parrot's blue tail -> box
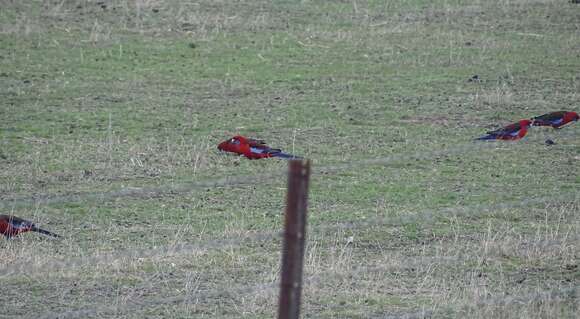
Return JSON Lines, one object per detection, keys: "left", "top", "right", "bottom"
{"left": 475, "top": 135, "right": 495, "bottom": 141}
{"left": 272, "top": 152, "right": 303, "bottom": 159}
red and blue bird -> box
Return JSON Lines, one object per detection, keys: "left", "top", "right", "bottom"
{"left": 531, "top": 111, "right": 579, "bottom": 129}
{"left": 475, "top": 119, "right": 532, "bottom": 141}
{"left": 0, "top": 215, "right": 60, "bottom": 239}
{"left": 218, "top": 135, "right": 301, "bottom": 159}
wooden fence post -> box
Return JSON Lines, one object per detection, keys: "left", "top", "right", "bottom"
{"left": 278, "top": 159, "right": 311, "bottom": 319}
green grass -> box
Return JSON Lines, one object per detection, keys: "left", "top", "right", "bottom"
{"left": 1, "top": 0, "right": 579, "bottom": 318}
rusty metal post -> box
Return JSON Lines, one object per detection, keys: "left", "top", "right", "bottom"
{"left": 278, "top": 159, "right": 311, "bottom": 319}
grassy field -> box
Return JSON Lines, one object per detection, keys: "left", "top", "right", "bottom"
{"left": 1, "top": 0, "right": 579, "bottom": 318}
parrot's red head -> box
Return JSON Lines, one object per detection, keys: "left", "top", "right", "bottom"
{"left": 565, "top": 111, "right": 579, "bottom": 122}
{"left": 232, "top": 135, "right": 249, "bottom": 144}
{"left": 519, "top": 119, "right": 532, "bottom": 128}
{"left": 217, "top": 136, "right": 249, "bottom": 154}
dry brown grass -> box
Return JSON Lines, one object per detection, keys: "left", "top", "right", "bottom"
{"left": 1, "top": 0, "right": 579, "bottom": 317}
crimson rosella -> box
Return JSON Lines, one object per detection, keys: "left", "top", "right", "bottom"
{"left": 217, "top": 135, "right": 301, "bottom": 159}
{"left": 531, "top": 111, "right": 579, "bottom": 129}
{"left": 0, "top": 215, "right": 60, "bottom": 239}
{"left": 475, "top": 119, "right": 532, "bottom": 141}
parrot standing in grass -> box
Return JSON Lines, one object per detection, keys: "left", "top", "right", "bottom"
{"left": 217, "top": 135, "right": 301, "bottom": 159}
{"left": 475, "top": 119, "right": 533, "bottom": 141}
{"left": 0, "top": 215, "right": 60, "bottom": 239}
{"left": 531, "top": 111, "right": 579, "bottom": 129}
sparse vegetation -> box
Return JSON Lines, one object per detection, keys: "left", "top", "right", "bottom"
{"left": 1, "top": 0, "right": 579, "bottom": 318}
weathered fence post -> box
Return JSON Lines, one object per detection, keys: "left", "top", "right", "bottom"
{"left": 278, "top": 159, "right": 311, "bottom": 319}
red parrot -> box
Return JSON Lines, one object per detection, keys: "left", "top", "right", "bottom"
{"left": 217, "top": 135, "right": 301, "bottom": 159}
{"left": 531, "top": 111, "right": 579, "bottom": 129}
{"left": 475, "top": 119, "right": 532, "bottom": 141}
{"left": 0, "top": 215, "right": 60, "bottom": 239}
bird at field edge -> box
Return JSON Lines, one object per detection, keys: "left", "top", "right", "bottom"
{"left": 217, "top": 135, "right": 301, "bottom": 159}
{"left": 0, "top": 215, "right": 60, "bottom": 239}
{"left": 475, "top": 119, "right": 533, "bottom": 141}
{"left": 531, "top": 111, "right": 579, "bottom": 129}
